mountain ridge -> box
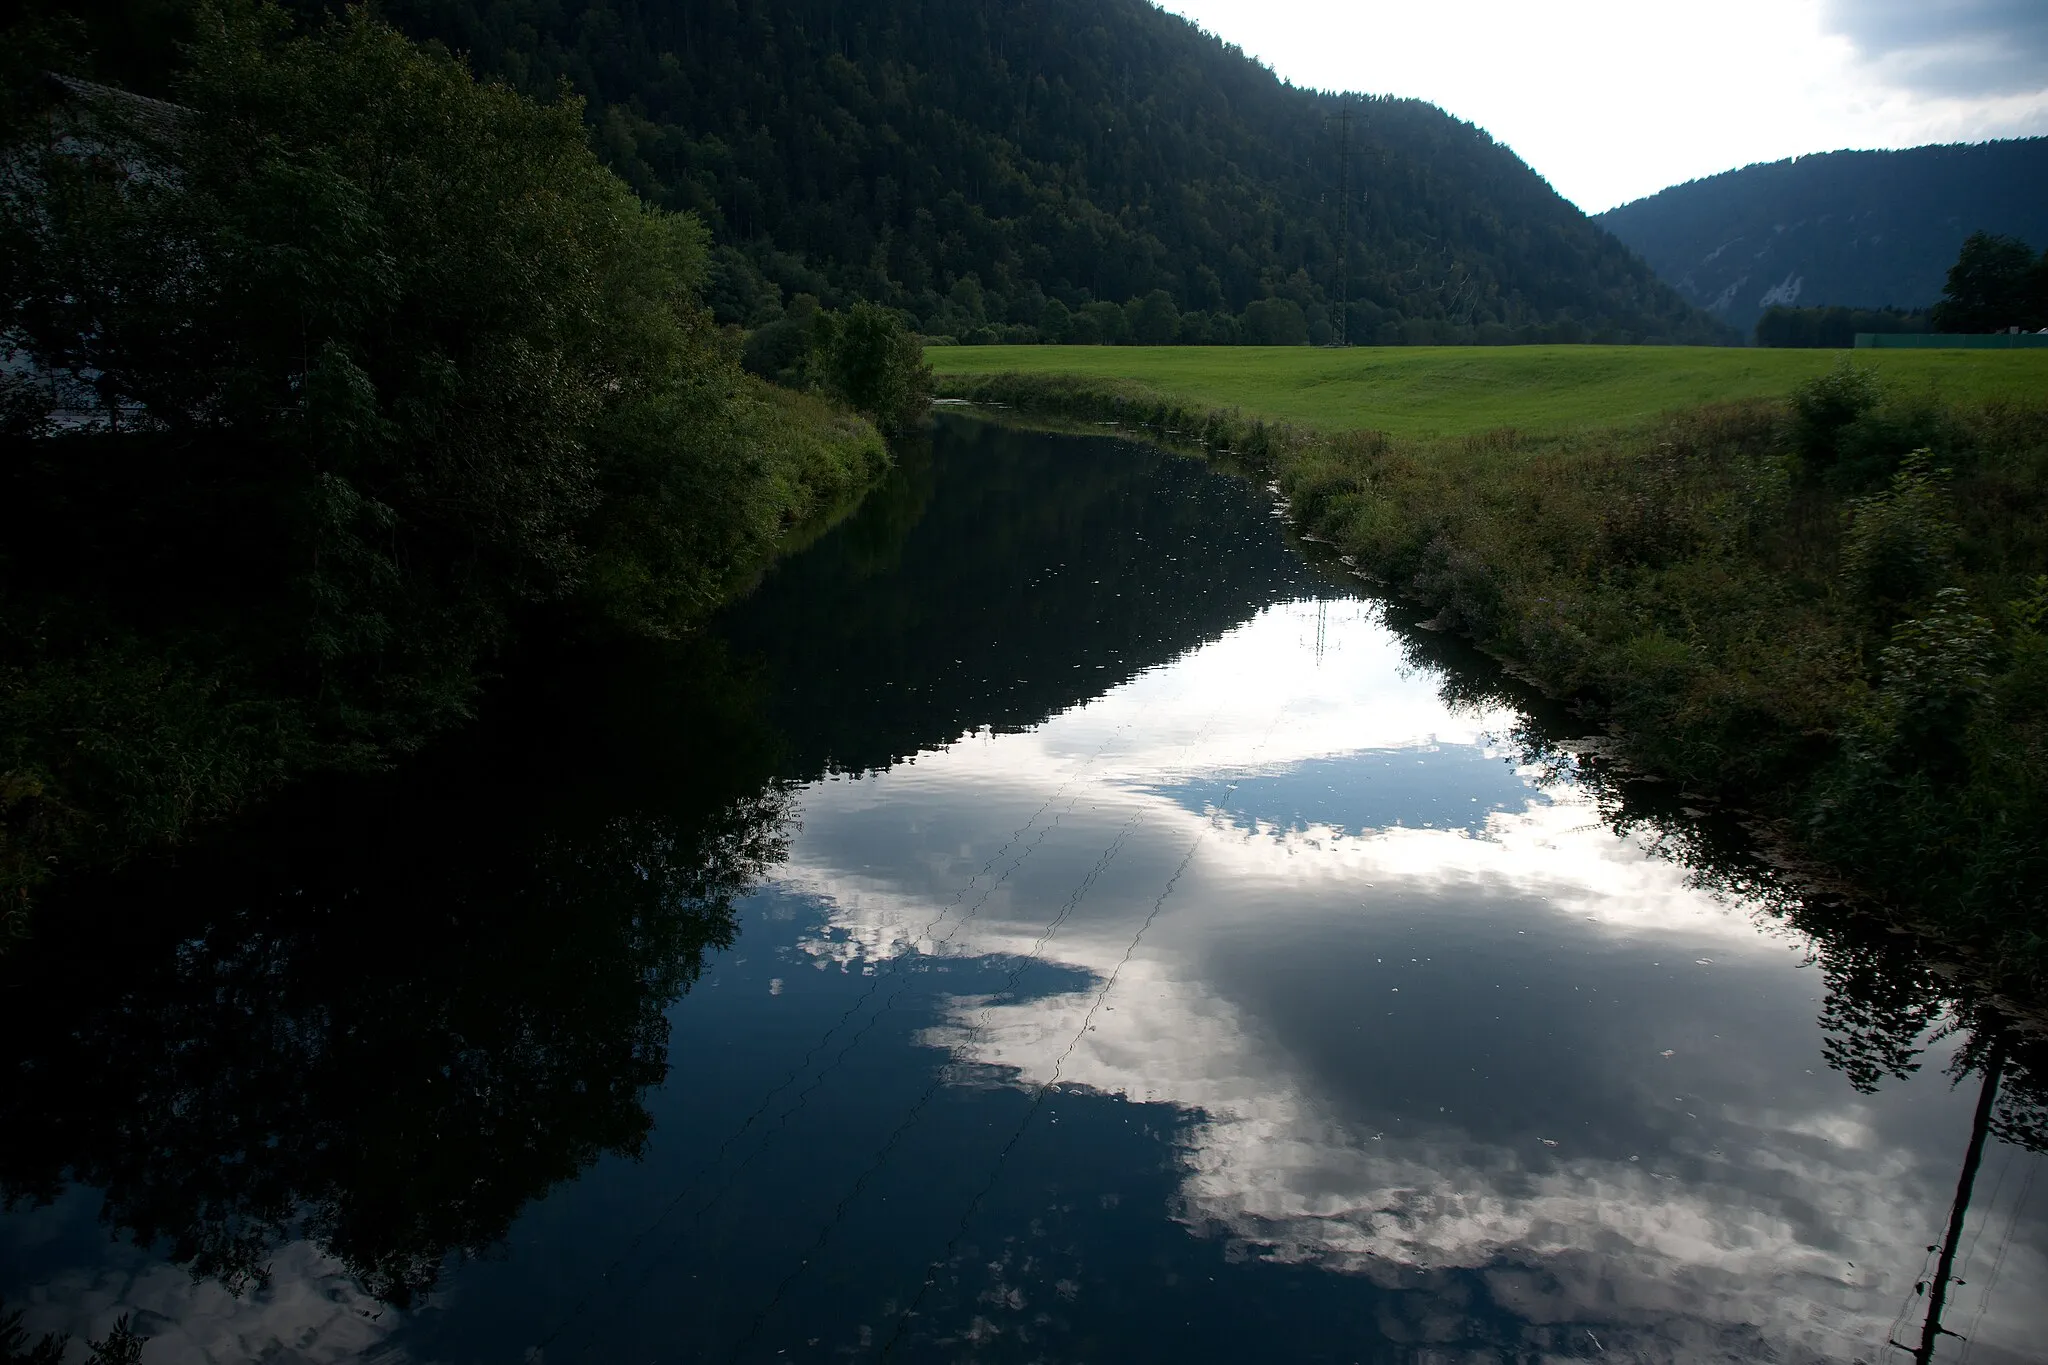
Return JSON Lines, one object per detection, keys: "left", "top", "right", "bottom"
{"left": 1595, "top": 138, "right": 2048, "bottom": 338}
{"left": 370, "top": 0, "right": 1729, "bottom": 343}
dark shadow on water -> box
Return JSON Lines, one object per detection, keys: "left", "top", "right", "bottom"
{"left": 0, "top": 631, "right": 793, "bottom": 1305}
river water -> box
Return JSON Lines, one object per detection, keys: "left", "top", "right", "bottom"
{"left": 3, "top": 415, "right": 2045, "bottom": 1364}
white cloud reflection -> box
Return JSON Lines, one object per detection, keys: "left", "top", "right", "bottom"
{"left": 0, "top": 1223, "right": 405, "bottom": 1365}
{"left": 771, "top": 601, "right": 2048, "bottom": 1363}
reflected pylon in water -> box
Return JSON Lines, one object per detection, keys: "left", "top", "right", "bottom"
{"left": 1898, "top": 1032, "right": 2007, "bottom": 1365}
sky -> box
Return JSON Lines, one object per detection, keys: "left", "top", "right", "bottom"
{"left": 1157, "top": 0, "right": 2048, "bottom": 213}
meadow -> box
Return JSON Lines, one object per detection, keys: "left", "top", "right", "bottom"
{"left": 927, "top": 344, "right": 2048, "bottom": 439}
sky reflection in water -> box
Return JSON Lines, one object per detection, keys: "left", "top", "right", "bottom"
{"left": 3, "top": 422, "right": 2044, "bottom": 1365}
{"left": 760, "top": 598, "right": 2047, "bottom": 1364}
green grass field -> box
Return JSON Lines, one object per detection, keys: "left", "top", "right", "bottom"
{"left": 928, "top": 345, "right": 2048, "bottom": 438}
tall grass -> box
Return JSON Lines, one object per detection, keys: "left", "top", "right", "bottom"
{"left": 941, "top": 367, "right": 2048, "bottom": 995}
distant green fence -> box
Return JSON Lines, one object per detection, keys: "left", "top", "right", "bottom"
{"left": 1856, "top": 332, "right": 2048, "bottom": 349}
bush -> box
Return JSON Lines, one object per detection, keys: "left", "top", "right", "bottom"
{"left": 818, "top": 301, "right": 932, "bottom": 434}
{"left": 741, "top": 315, "right": 816, "bottom": 385}
{"left": 1790, "top": 358, "right": 1883, "bottom": 469}
{"left": 1839, "top": 451, "right": 1959, "bottom": 624}
{"left": 1873, "top": 587, "right": 1996, "bottom": 759}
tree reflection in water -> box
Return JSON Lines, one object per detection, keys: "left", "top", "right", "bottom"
{"left": 0, "top": 635, "right": 793, "bottom": 1305}
{"left": 1, "top": 413, "right": 1353, "bottom": 1319}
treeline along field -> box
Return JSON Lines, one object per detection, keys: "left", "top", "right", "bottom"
{"left": 939, "top": 354, "right": 2048, "bottom": 996}
{"left": 0, "top": 1, "right": 925, "bottom": 928}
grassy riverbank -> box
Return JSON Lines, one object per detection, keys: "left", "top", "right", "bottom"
{"left": 929, "top": 345, "right": 2048, "bottom": 438}
{"left": 939, "top": 364, "right": 2048, "bottom": 995}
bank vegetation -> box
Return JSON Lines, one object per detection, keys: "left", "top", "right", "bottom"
{"left": 940, "top": 366, "right": 2048, "bottom": 995}
{"left": 0, "top": 2, "right": 922, "bottom": 928}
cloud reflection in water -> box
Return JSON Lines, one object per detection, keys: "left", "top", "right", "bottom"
{"left": 775, "top": 600, "right": 2048, "bottom": 1363}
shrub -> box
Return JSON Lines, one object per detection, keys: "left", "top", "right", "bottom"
{"left": 741, "top": 315, "right": 816, "bottom": 386}
{"left": 1790, "top": 358, "right": 1883, "bottom": 469}
{"left": 1839, "top": 451, "right": 1958, "bottom": 624}
{"left": 818, "top": 301, "right": 932, "bottom": 434}
{"left": 1874, "top": 587, "right": 1996, "bottom": 758}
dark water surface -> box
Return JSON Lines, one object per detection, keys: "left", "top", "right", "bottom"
{"left": 5, "top": 416, "right": 2047, "bottom": 1364}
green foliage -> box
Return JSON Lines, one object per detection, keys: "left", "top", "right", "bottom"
{"left": 1777, "top": 359, "right": 1962, "bottom": 493}
{"left": 741, "top": 298, "right": 822, "bottom": 387}
{"left": 742, "top": 300, "right": 933, "bottom": 435}
{"left": 1934, "top": 231, "right": 2046, "bottom": 333}
{"left": 819, "top": 302, "right": 934, "bottom": 434}
{"left": 1871, "top": 587, "right": 1995, "bottom": 752}
{"left": 1755, "top": 305, "right": 1930, "bottom": 348}
{"left": 1127, "top": 290, "right": 1181, "bottom": 346}
{"left": 1241, "top": 298, "right": 1311, "bottom": 346}
{"left": 1838, "top": 451, "right": 1958, "bottom": 619}
{"left": 0, "top": 2, "right": 887, "bottom": 909}
{"left": 956, "top": 366, "right": 2048, "bottom": 993}
{"left": 1789, "top": 358, "right": 1883, "bottom": 467}
{"left": 585, "top": 375, "right": 886, "bottom": 638}
{"left": 366, "top": 0, "right": 1724, "bottom": 346}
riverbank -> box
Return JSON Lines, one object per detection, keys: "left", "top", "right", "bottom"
{"left": 0, "top": 378, "right": 888, "bottom": 933}
{"left": 928, "top": 345, "right": 2048, "bottom": 438}
{"left": 1, "top": 7, "right": 914, "bottom": 935}
{"left": 936, "top": 366, "right": 2048, "bottom": 997}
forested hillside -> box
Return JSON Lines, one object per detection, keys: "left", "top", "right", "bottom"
{"left": 1598, "top": 139, "right": 2048, "bottom": 339}
{"left": 332, "top": 0, "right": 1723, "bottom": 344}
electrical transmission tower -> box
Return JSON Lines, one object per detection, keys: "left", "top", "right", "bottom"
{"left": 1334, "top": 104, "right": 1354, "bottom": 346}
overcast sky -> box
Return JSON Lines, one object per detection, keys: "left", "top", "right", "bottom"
{"left": 1157, "top": 0, "right": 2048, "bottom": 213}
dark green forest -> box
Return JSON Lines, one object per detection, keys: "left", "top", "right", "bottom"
{"left": 57, "top": 0, "right": 1727, "bottom": 346}
{"left": 1755, "top": 231, "right": 2048, "bottom": 345}
{"left": 1753, "top": 306, "right": 1930, "bottom": 349}
{"left": 1599, "top": 138, "right": 2048, "bottom": 339}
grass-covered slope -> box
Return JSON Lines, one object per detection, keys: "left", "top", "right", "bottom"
{"left": 930, "top": 344, "right": 2048, "bottom": 438}
{"left": 938, "top": 357, "right": 2048, "bottom": 994}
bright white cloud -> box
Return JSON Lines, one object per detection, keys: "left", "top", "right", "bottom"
{"left": 1154, "top": 0, "right": 2048, "bottom": 212}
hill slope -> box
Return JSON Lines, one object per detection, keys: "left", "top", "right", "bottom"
{"left": 1596, "top": 139, "right": 2048, "bottom": 338}
{"left": 365, "top": 0, "right": 1724, "bottom": 344}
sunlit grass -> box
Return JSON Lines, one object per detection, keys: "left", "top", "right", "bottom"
{"left": 928, "top": 345, "right": 2048, "bottom": 439}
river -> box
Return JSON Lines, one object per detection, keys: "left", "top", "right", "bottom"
{"left": 2, "top": 414, "right": 2044, "bottom": 1364}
